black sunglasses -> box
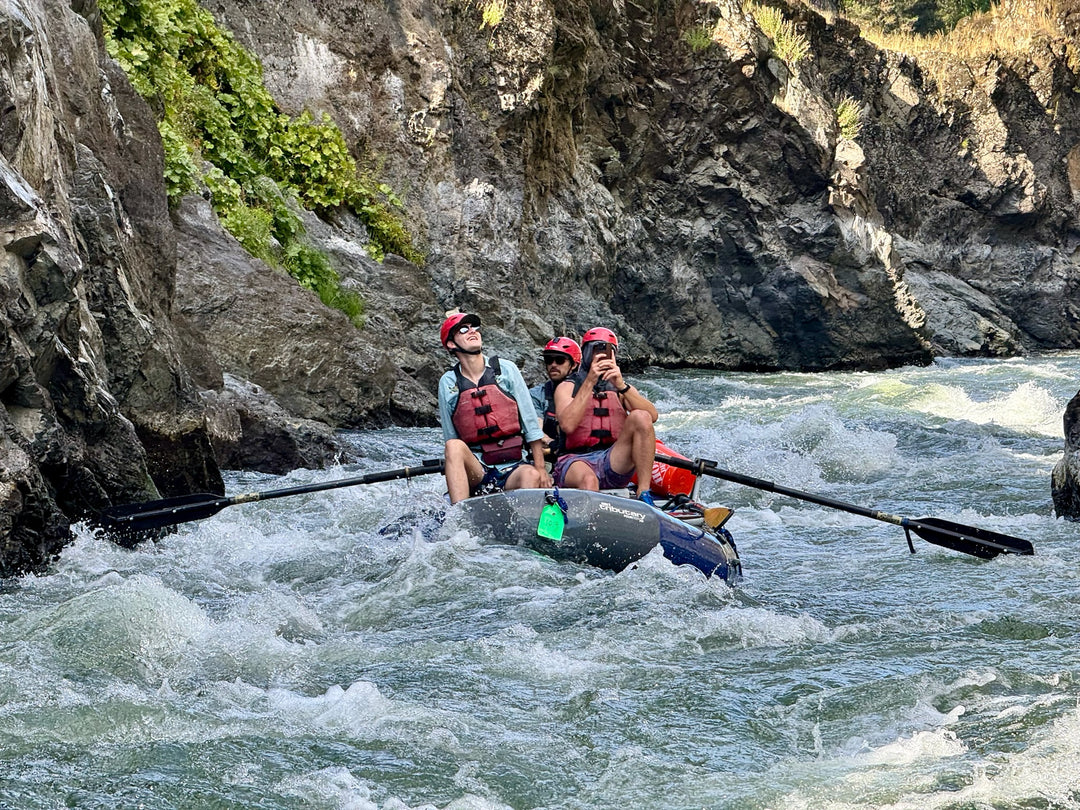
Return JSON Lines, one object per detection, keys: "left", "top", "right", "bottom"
{"left": 543, "top": 355, "right": 570, "bottom": 365}
{"left": 456, "top": 324, "right": 480, "bottom": 334}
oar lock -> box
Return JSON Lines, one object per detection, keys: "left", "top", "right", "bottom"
{"left": 901, "top": 522, "right": 916, "bottom": 554}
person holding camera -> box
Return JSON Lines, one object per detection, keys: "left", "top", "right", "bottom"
{"left": 552, "top": 327, "right": 659, "bottom": 504}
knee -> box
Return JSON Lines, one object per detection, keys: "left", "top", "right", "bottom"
{"left": 519, "top": 466, "right": 543, "bottom": 487}
{"left": 626, "top": 409, "right": 655, "bottom": 434}
{"left": 445, "top": 439, "right": 471, "bottom": 462}
{"left": 567, "top": 465, "right": 599, "bottom": 490}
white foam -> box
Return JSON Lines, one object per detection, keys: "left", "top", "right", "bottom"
{"left": 276, "top": 766, "right": 508, "bottom": 810}
{"left": 941, "top": 705, "right": 1080, "bottom": 808}
{"left": 18, "top": 574, "right": 209, "bottom": 685}
{"left": 772, "top": 405, "right": 899, "bottom": 481}
{"left": 260, "top": 680, "right": 471, "bottom": 752}
{"left": 858, "top": 726, "right": 967, "bottom": 767}
{"left": 476, "top": 623, "right": 596, "bottom": 680}
{"left": 277, "top": 767, "right": 379, "bottom": 808}
{"left": 908, "top": 380, "right": 1065, "bottom": 437}
{"left": 692, "top": 606, "right": 835, "bottom": 647}
{"left": 772, "top": 689, "right": 1080, "bottom": 810}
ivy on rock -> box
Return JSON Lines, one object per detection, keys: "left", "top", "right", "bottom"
{"left": 100, "top": 0, "right": 424, "bottom": 325}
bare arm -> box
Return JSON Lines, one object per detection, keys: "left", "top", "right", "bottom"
{"left": 556, "top": 373, "right": 597, "bottom": 433}
{"left": 606, "top": 361, "right": 658, "bottom": 422}
{"left": 528, "top": 438, "right": 552, "bottom": 486}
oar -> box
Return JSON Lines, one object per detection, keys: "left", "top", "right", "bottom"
{"left": 95, "top": 459, "right": 445, "bottom": 537}
{"left": 655, "top": 454, "right": 1034, "bottom": 559}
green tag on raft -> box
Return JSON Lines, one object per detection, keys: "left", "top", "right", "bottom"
{"left": 537, "top": 502, "right": 566, "bottom": 541}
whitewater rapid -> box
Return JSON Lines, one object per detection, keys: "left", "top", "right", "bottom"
{"left": 2, "top": 354, "right": 1079, "bottom": 809}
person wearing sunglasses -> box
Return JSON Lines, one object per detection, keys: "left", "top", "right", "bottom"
{"left": 529, "top": 337, "right": 582, "bottom": 459}
{"left": 437, "top": 312, "right": 552, "bottom": 503}
{"left": 553, "top": 327, "right": 659, "bottom": 505}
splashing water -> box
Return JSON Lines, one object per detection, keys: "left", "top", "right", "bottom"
{"left": 2, "top": 354, "right": 1080, "bottom": 809}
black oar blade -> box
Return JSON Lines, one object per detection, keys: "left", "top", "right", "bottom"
{"left": 910, "top": 517, "right": 1034, "bottom": 559}
{"left": 93, "top": 459, "right": 447, "bottom": 543}
{"left": 97, "top": 493, "right": 228, "bottom": 533}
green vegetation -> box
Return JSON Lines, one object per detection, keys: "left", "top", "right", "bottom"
{"left": 682, "top": 22, "right": 716, "bottom": 52}
{"left": 839, "top": 0, "right": 992, "bottom": 35}
{"left": 100, "top": 0, "right": 425, "bottom": 326}
{"left": 836, "top": 95, "right": 862, "bottom": 140}
{"left": 747, "top": 3, "right": 811, "bottom": 67}
{"left": 478, "top": 0, "right": 507, "bottom": 29}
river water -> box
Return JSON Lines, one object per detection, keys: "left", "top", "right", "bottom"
{"left": 3, "top": 354, "right": 1080, "bottom": 809}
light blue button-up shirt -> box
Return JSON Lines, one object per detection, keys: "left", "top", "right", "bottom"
{"left": 438, "top": 355, "right": 543, "bottom": 466}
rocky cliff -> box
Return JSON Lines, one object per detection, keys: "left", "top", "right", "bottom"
{"left": 198, "top": 0, "right": 1080, "bottom": 371}
{"left": 2, "top": 0, "right": 221, "bottom": 573}
{"left": 4, "top": 0, "right": 1080, "bottom": 572}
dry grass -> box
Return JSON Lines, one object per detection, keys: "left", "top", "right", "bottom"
{"left": 854, "top": 1, "right": 1062, "bottom": 59}
{"left": 745, "top": 1, "right": 812, "bottom": 66}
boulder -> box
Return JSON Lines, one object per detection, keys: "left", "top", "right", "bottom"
{"left": 202, "top": 374, "right": 354, "bottom": 474}
{"left": 171, "top": 195, "right": 440, "bottom": 429}
{"left": 1052, "top": 390, "right": 1080, "bottom": 520}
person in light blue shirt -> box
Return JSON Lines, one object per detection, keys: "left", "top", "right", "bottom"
{"left": 437, "top": 312, "right": 551, "bottom": 504}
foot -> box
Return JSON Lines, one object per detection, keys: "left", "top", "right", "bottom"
{"left": 637, "top": 490, "right": 656, "bottom": 507}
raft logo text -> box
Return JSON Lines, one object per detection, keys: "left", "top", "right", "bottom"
{"left": 598, "top": 501, "right": 647, "bottom": 523}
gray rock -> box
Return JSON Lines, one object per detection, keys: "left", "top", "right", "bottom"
{"left": 203, "top": 0, "right": 1080, "bottom": 371}
{"left": 903, "top": 268, "right": 1024, "bottom": 356}
{"left": 171, "top": 195, "right": 439, "bottom": 429}
{"left": 1052, "top": 390, "right": 1080, "bottom": 520}
{"left": 202, "top": 374, "right": 355, "bottom": 473}
{"left": 1, "top": 0, "right": 220, "bottom": 573}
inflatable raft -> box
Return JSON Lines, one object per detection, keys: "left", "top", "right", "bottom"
{"left": 448, "top": 488, "right": 741, "bottom": 583}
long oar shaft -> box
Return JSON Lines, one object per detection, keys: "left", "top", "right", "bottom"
{"left": 655, "top": 454, "right": 1033, "bottom": 558}
{"left": 694, "top": 463, "right": 899, "bottom": 524}
{"left": 223, "top": 461, "right": 446, "bottom": 506}
{"left": 99, "top": 459, "right": 445, "bottom": 533}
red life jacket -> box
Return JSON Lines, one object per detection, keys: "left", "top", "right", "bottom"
{"left": 450, "top": 357, "right": 525, "bottom": 464}
{"left": 563, "top": 374, "right": 627, "bottom": 451}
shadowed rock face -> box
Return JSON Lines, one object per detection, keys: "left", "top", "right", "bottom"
{"left": 1, "top": 0, "right": 219, "bottom": 574}
{"left": 1052, "top": 389, "right": 1080, "bottom": 519}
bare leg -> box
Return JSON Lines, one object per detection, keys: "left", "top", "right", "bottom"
{"left": 561, "top": 459, "right": 600, "bottom": 491}
{"left": 444, "top": 439, "right": 486, "bottom": 504}
{"left": 505, "top": 463, "right": 543, "bottom": 491}
{"left": 607, "top": 410, "right": 656, "bottom": 489}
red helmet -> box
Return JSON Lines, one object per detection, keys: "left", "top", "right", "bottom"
{"left": 440, "top": 312, "right": 481, "bottom": 347}
{"left": 581, "top": 327, "right": 618, "bottom": 348}
{"left": 542, "top": 336, "right": 582, "bottom": 365}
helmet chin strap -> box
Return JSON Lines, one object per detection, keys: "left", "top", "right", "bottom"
{"left": 448, "top": 340, "right": 483, "bottom": 356}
